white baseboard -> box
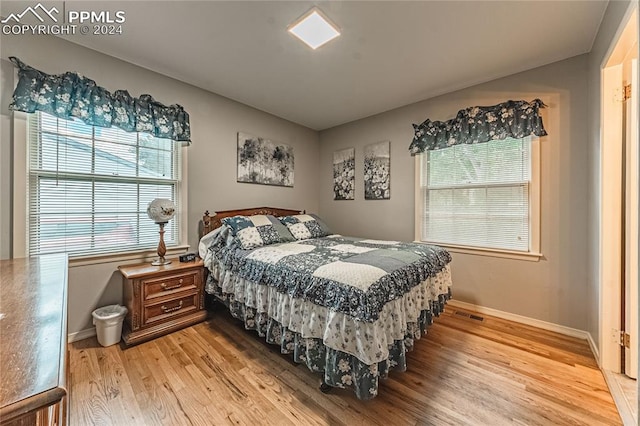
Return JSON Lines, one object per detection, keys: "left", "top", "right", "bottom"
{"left": 68, "top": 327, "right": 96, "bottom": 343}
{"left": 447, "top": 299, "right": 591, "bottom": 341}
{"left": 586, "top": 332, "right": 601, "bottom": 367}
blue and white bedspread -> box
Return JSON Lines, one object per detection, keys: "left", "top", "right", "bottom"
{"left": 200, "top": 229, "right": 452, "bottom": 399}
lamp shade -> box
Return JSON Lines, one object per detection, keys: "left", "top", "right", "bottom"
{"left": 147, "top": 198, "right": 176, "bottom": 224}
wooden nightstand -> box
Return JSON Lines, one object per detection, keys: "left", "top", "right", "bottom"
{"left": 119, "top": 259, "right": 207, "bottom": 346}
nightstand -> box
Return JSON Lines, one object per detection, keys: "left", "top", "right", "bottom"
{"left": 119, "top": 259, "right": 207, "bottom": 346}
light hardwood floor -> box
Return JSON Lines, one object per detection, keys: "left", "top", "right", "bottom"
{"left": 69, "top": 306, "right": 621, "bottom": 425}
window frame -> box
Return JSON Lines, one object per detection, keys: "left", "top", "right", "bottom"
{"left": 13, "top": 111, "right": 189, "bottom": 265}
{"left": 414, "top": 137, "right": 542, "bottom": 261}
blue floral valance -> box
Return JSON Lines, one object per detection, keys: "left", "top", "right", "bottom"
{"left": 409, "top": 99, "right": 547, "bottom": 155}
{"left": 8, "top": 57, "right": 191, "bottom": 143}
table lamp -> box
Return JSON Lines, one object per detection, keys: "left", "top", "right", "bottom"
{"left": 147, "top": 198, "right": 176, "bottom": 265}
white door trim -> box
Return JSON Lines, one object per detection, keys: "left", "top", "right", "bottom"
{"left": 599, "top": 1, "right": 638, "bottom": 375}
{"left": 599, "top": 63, "right": 624, "bottom": 373}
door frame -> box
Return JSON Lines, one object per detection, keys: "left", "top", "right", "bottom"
{"left": 599, "top": 2, "right": 638, "bottom": 374}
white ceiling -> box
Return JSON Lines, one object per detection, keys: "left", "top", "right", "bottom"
{"left": 2, "top": 1, "right": 608, "bottom": 130}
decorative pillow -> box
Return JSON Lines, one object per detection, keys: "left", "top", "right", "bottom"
{"left": 278, "top": 214, "right": 332, "bottom": 240}
{"left": 221, "top": 215, "right": 295, "bottom": 250}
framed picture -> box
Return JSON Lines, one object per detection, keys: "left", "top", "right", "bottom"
{"left": 333, "top": 148, "right": 355, "bottom": 200}
{"left": 364, "top": 141, "right": 390, "bottom": 200}
{"left": 237, "top": 132, "right": 294, "bottom": 187}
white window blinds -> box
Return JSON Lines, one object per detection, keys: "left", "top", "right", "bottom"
{"left": 28, "top": 112, "right": 181, "bottom": 257}
{"left": 419, "top": 137, "right": 531, "bottom": 251}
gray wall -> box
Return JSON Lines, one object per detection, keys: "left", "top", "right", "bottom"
{"left": 586, "top": 0, "right": 633, "bottom": 352}
{"left": 1, "top": 9, "right": 633, "bottom": 339}
{"left": 319, "top": 55, "right": 590, "bottom": 330}
{"left": 0, "top": 34, "right": 319, "bottom": 334}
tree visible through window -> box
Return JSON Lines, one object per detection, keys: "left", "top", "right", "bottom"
{"left": 419, "top": 137, "right": 532, "bottom": 252}
{"left": 28, "top": 112, "right": 181, "bottom": 256}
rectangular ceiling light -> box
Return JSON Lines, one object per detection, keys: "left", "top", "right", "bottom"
{"left": 288, "top": 7, "right": 340, "bottom": 50}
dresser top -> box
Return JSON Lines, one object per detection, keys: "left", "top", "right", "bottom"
{"left": 118, "top": 258, "right": 203, "bottom": 279}
{"left": 0, "top": 253, "right": 68, "bottom": 414}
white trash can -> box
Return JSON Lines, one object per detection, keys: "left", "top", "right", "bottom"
{"left": 92, "top": 304, "right": 128, "bottom": 347}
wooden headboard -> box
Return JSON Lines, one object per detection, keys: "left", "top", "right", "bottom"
{"left": 199, "top": 207, "right": 304, "bottom": 239}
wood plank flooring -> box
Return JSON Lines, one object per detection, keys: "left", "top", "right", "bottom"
{"left": 68, "top": 306, "right": 621, "bottom": 425}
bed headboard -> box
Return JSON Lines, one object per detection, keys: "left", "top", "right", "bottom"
{"left": 199, "top": 207, "right": 304, "bottom": 239}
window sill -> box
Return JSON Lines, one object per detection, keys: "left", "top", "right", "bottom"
{"left": 415, "top": 241, "right": 542, "bottom": 262}
{"left": 68, "top": 244, "right": 190, "bottom": 267}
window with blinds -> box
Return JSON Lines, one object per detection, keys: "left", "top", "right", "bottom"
{"left": 28, "top": 112, "right": 181, "bottom": 257}
{"left": 419, "top": 137, "right": 532, "bottom": 252}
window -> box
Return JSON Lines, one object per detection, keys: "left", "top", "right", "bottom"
{"left": 417, "top": 137, "right": 539, "bottom": 255}
{"left": 27, "top": 112, "right": 181, "bottom": 257}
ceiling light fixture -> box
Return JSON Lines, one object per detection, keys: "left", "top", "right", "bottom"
{"left": 288, "top": 7, "right": 340, "bottom": 50}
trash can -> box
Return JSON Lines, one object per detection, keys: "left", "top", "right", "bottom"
{"left": 92, "top": 304, "right": 128, "bottom": 347}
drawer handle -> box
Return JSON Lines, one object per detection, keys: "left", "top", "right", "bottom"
{"left": 160, "top": 279, "right": 183, "bottom": 291}
{"left": 161, "top": 301, "right": 183, "bottom": 313}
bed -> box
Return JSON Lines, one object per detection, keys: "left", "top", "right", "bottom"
{"left": 198, "top": 207, "right": 452, "bottom": 400}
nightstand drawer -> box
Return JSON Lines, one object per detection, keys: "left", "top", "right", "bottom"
{"left": 120, "top": 259, "right": 206, "bottom": 346}
{"left": 143, "top": 292, "right": 198, "bottom": 325}
{"left": 143, "top": 272, "right": 197, "bottom": 301}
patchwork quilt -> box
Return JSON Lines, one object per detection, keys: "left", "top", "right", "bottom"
{"left": 213, "top": 235, "right": 452, "bottom": 323}
{"left": 202, "top": 228, "right": 453, "bottom": 399}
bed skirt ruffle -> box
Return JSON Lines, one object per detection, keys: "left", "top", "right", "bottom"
{"left": 207, "top": 275, "right": 450, "bottom": 400}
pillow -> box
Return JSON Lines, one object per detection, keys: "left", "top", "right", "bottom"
{"left": 278, "top": 214, "right": 332, "bottom": 240}
{"left": 221, "top": 214, "right": 295, "bottom": 250}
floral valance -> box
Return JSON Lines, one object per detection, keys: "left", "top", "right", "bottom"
{"left": 8, "top": 57, "right": 191, "bottom": 143}
{"left": 409, "top": 99, "right": 547, "bottom": 155}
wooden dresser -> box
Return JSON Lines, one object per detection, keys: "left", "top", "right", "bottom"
{"left": 119, "top": 259, "right": 207, "bottom": 346}
{"left": 0, "top": 254, "right": 69, "bottom": 426}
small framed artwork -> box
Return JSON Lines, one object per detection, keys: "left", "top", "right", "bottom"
{"left": 237, "top": 132, "right": 294, "bottom": 187}
{"left": 364, "top": 141, "right": 390, "bottom": 200}
{"left": 333, "top": 148, "right": 355, "bottom": 200}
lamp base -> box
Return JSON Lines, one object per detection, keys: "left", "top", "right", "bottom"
{"left": 152, "top": 222, "right": 170, "bottom": 266}
{"left": 151, "top": 257, "right": 171, "bottom": 266}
